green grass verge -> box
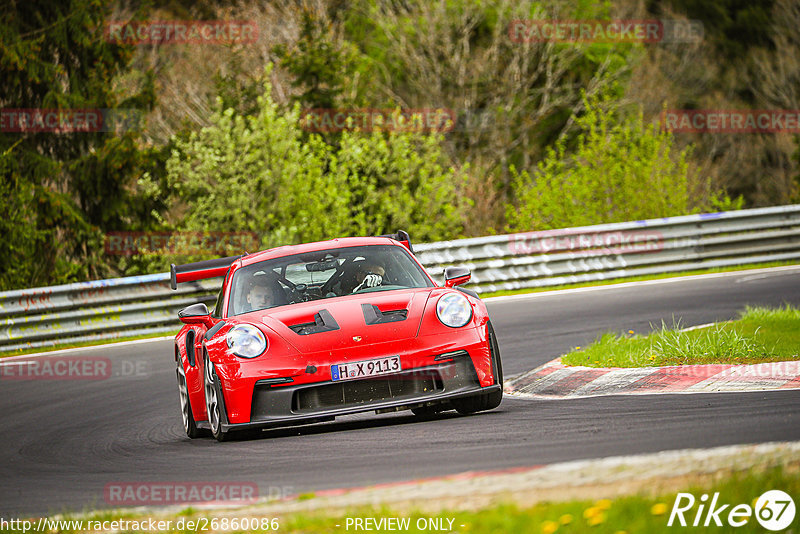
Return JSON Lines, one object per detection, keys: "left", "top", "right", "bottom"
{"left": 561, "top": 305, "right": 800, "bottom": 368}
{"left": 479, "top": 260, "right": 798, "bottom": 299}
{"left": 278, "top": 465, "right": 797, "bottom": 533}
{"left": 1, "top": 465, "right": 795, "bottom": 533}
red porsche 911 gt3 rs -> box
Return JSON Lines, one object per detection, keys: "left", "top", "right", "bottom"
{"left": 171, "top": 232, "right": 502, "bottom": 441}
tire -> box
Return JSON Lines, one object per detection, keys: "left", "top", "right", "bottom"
{"left": 451, "top": 320, "right": 503, "bottom": 415}
{"left": 176, "top": 362, "right": 207, "bottom": 438}
{"left": 203, "top": 351, "right": 231, "bottom": 442}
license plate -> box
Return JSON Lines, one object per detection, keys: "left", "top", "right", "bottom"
{"left": 331, "top": 356, "right": 401, "bottom": 382}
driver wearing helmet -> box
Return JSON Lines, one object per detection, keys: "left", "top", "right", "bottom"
{"left": 350, "top": 263, "right": 386, "bottom": 293}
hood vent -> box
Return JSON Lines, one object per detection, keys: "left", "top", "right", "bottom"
{"left": 362, "top": 304, "right": 408, "bottom": 325}
{"left": 288, "top": 309, "right": 340, "bottom": 335}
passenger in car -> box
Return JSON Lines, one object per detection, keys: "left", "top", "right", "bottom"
{"left": 245, "top": 276, "right": 287, "bottom": 311}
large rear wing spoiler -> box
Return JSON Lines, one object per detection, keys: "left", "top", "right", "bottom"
{"left": 170, "top": 255, "right": 244, "bottom": 290}
{"left": 378, "top": 230, "right": 413, "bottom": 253}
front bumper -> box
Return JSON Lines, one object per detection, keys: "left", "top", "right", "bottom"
{"left": 212, "top": 324, "right": 496, "bottom": 426}
{"left": 219, "top": 353, "right": 496, "bottom": 432}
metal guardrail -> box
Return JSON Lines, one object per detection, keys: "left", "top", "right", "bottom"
{"left": 3, "top": 205, "right": 800, "bottom": 352}
{"left": 0, "top": 275, "right": 220, "bottom": 352}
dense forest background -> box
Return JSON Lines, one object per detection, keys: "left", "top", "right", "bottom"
{"left": 2, "top": 0, "right": 798, "bottom": 290}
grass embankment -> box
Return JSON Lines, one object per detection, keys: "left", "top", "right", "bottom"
{"left": 2, "top": 464, "right": 795, "bottom": 533}
{"left": 561, "top": 305, "right": 800, "bottom": 368}
{"left": 279, "top": 466, "right": 797, "bottom": 533}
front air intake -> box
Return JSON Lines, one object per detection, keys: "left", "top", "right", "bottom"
{"left": 288, "top": 309, "right": 340, "bottom": 335}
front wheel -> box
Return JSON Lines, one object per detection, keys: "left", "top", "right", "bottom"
{"left": 204, "top": 352, "right": 231, "bottom": 442}
{"left": 451, "top": 321, "right": 503, "bottom": 415}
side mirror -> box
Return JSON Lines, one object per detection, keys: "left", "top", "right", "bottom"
{"left": 444, "top": 266, "right": 471, "bottom": 288}
{"left": 178, "top": 302, "right": 215, "bottom": 328}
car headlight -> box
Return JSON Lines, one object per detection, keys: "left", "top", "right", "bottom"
{"left": 226, "top": 324, "right": 267, "bottom": 358}
{"left": 436, "top": 292, "right": 473, "bottom": 328}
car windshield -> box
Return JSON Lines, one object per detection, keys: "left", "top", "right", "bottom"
{"left": 228, "top": 244, "right": 433, "bottom": 316}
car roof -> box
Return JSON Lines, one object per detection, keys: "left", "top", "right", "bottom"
{"left": 239, "top": 236, "right": 402, "bottom": 267}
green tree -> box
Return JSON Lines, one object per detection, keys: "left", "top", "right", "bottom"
{"left": 339, "top": 0, "right": 637, "bottom": 233}
{"left": 163, "top": 74, "right": 463, "bottom": 255}
{"left": 165, "top": 83, "right": 348, "bottom": 250}
{"left": 331, "top": 122, "right": 464, "bottom": 241}
{"left": 507, "top": 95, "right": 739, "bottom": 231}
{"left": 655, "top": 0, "right": 775, "bottom": 61}
{"left": 274, "top": 7, "right": 362, "bottom": 109}
{"left": 0, "top": 0, "right": 159, "bottom": 289}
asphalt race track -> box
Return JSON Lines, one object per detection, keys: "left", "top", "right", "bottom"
{"left": 2, "top": 267, "right": 800, "bottom": 517}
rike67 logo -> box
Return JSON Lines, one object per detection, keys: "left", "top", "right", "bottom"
{"left": 668, "top": 490, "right": 796, "bottom": 530}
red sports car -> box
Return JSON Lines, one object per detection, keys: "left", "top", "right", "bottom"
{"left": 171, "top": 232, "right": 502, "bottom": 441}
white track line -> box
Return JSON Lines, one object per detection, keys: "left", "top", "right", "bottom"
{"left": 508, "top": 386, "right": 800, "bottom": 401}
{"left": 483, "top": 264, "right": 800, "bottom": 303}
